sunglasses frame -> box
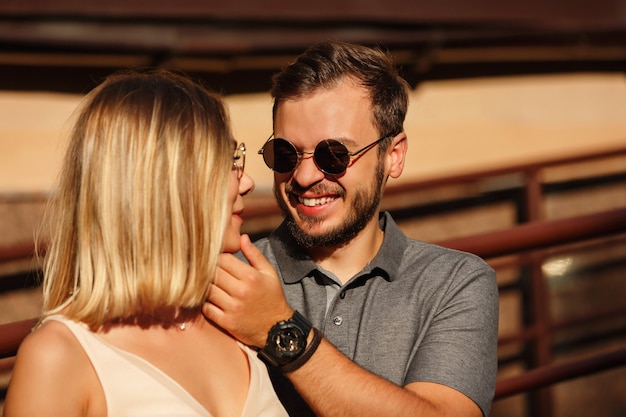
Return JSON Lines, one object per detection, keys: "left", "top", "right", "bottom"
{"left": 258, "top": 134, "right": 391, "bottom": 175}
{"left": 232, "top": 142, "right": 246, "bottom": 179}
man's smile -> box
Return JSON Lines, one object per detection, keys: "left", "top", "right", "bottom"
{"left": 298, "top": 196, "right": 338, "bottom": 207}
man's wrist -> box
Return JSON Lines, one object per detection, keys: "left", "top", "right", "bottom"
{"left": 258, "top": 310, "right": 320, "bottom": 371}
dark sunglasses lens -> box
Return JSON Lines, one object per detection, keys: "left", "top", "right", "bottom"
{"left": 262, "top": 138, "right": 298, "bottom": 173}
{"left": 315, "top": 140, "right": 350, "bottom": 174}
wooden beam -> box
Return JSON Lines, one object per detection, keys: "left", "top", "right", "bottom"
{"left": 0, "top": 0, "right": 625, "bottom": 29}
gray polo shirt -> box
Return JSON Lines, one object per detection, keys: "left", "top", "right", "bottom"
{"left": 253, "top": 212, "right": 498, "bottom": 417}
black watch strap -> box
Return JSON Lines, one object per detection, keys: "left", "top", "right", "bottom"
{"left": 280, "top": 326, "right": 322, "bottom": 373}
{"left": 290, "top": 310, "right": 312, "bottom": 334}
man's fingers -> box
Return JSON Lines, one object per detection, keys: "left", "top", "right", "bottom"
{"left": 217, "top": 253, "right": 246, "bottom": 278}
{"left": 206, "top": 280, "right": 231, "bottom": 308}
{"left": 202, "top": 299, "right": 223, "bottom": 323}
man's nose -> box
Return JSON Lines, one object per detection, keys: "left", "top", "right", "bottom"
{"left": 291, "top": 153, "right": 325, "bottom": 188}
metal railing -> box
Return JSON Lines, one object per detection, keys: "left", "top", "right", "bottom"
{"left": 2, "top": 143, "right": 625, "bottom": 411}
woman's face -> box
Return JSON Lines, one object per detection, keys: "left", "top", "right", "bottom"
{"left": 222, "top": 141, "right": 254, "bottom": 253}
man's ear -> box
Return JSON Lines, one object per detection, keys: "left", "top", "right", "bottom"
{"left": 386, "top": 133, "right": 407, "bottom": 179}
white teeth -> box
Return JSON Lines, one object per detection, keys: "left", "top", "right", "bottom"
{"left": 300, "top": 196, "right": 336, "bottom": 207}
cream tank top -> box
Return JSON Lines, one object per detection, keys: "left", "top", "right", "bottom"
{"left": 43, "top": 315, "right": 288, "bottom": 417}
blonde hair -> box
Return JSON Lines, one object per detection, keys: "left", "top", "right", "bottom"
{"left": 41, "top": 69, "right": 232, "bottom": 329}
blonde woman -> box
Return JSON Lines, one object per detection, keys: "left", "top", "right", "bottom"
{"left": 4, "top": 69, "right": 287, "bottom": 417}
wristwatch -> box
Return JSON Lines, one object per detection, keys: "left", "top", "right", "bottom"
{"left": 258, "top": 310, "right": 322, "bottom": 372}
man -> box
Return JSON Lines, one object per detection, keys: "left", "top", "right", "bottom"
{"left": 205, "top": 40, "right": 498, "bottom": 417}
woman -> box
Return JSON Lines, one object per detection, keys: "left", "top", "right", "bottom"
{"left": 4, "top": 69, "right": 287, "bottom": 417}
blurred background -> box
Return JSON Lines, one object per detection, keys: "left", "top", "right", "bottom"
{"left": 1, "top": 1, "right": 625, "bottom": 416}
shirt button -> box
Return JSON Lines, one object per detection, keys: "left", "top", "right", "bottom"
{"left": 333, "top": 316, "right": 343, "bottom": 326}
{"left": 340, "top": 291, "right": 346, "bottom": 299}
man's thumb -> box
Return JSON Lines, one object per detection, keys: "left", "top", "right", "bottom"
{"left": 239, "top": 234, "right": 270, "bottom": 269}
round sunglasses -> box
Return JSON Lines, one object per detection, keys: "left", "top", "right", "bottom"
{"left": 258, "top": 135, "right": 390, "bottom": 175}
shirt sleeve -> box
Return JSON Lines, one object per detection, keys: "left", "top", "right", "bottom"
{"left": 406, "top": 257, "right": 499, "bottom": 417}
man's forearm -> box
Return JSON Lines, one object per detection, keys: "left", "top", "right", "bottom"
{"left": 284, "top": 338, "right": 481, "bottom": 417}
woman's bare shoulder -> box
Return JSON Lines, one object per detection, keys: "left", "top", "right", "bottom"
{"left": 5, "top": 318, "right": 102, "bottom": 417}
{"left": 18, "top": 318, "right": 83, "bottom": 366}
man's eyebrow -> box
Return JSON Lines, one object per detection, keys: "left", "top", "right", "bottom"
{"left": 330, "top": 137, "right": 357, "bottom": 146}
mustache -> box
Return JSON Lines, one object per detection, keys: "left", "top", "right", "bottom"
{"left": 286, "top": 181, "right": 346, "bottom": 197}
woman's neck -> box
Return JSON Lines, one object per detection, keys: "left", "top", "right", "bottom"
{"left": 104, "top": 306, "right": 202, "bottom": 331}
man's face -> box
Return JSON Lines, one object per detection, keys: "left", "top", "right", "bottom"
{"left": 272, "top": 80, "right": 387, "bottom": 248}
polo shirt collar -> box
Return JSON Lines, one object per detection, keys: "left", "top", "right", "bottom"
{"left": 268, "top": 211, "right": 408, "bottom": 284}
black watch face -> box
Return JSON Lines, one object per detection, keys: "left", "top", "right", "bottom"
{"left": 274, "top": 326, "right": 306, "bottom": 359}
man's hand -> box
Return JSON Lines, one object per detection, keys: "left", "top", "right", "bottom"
{"left": 203, "top": 234, "right": 293, "bottom": 348}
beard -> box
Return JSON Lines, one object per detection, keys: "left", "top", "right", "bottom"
{"left": 274, "top": 163, "right": 385, "bottom": 249}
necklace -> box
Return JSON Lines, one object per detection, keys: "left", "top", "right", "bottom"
{"left": 151, "top": 312, "right": 194, "bottom": 331}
